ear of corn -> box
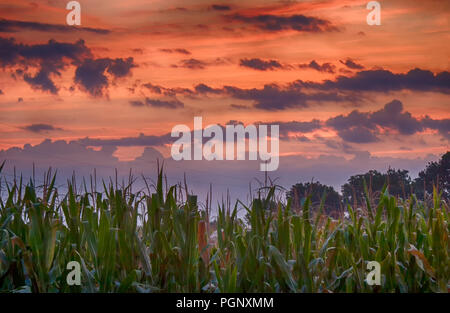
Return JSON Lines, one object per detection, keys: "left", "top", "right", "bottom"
{"left": 0, "top": 165, "right": 448, "bottom": 293}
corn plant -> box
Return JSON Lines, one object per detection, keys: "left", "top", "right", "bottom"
{"left": 0, "top": 162, "right": 448, "bottom": 293}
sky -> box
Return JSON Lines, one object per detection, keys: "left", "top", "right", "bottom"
{"left": 0, "top": 0, "right": 449, "bottom": 202}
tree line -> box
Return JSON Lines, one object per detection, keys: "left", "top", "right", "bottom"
{"left": 287, "top": 151, "right": 449, "bottom": 216}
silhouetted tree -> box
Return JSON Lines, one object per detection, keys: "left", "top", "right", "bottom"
{"left": 341, "top": 168, "right": 412, "bottom": 205}
{"left": 287, "top": 181, "right": 341, "bottom": 216}
{"left": 413, "top": 151, "right": 449, "bottom": 200}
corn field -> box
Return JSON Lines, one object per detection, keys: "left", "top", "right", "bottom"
{"left": 0, "top": 162, "right": 448, "bottom": 293}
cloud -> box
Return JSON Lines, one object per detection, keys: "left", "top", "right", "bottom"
{"left": 173, "top": 58, "right": 228, "bottom": 70}
{"left": 0, "top": 37, "right": 136, "bottom": 96}
{"left": 299, "top": 60, "right": 335, "bottom": 73}
{"left": 0, "top": 19, "right": 110, "bottom": 34}
{"left": 339, "top": 58, "right": 364, "bottom": 70}
{"left": 211, "top": 4, "right": 231, "bottom": 11}
{"left": 145, "top": 97, "right": 184, "bottom": 109}
{"left": 0, "top": 89, "right": 3, "bottom": 95}
{"left": 0, "top": 37, "right": 91, "bottom": 68}
{"left": 0, "top": 37, "right": 91, "bottom": 94}
{"left": 177, "top": 58, "right": 208, "bottom": 69}
{"left": 299, "top": 68, "right": 450, "bottom": 93}
{"left": 326, "top": 99, "right": 450, "bottom": 143}
{"left": 230, "top": 104, "right": 249, "bottom": 110}
{"left": 143, "top": 82, "right": 194, "bottom": 97}
{"left": 239, "top": 58, "right": 284, "bottom": 71}
{"left": 422, "top": 117, "right": 450, "bottom": 140}
{"left": 223, "top": 84, "right": 353, "bottom": 111}
{"left": 336, "top": 126, "right": 379, "bottom": 143}
{"left": 370, "top": 100, "right": 422, "bottom": 135}
{"left": 0, "top": 138, "right": 441, "bottom": 203}
{"left": 107, "top": 57, "right": 135, "bottom": 77}
{"left": 230, "top": 14, "right": 338, "bottom": 33}
{"left": 138, "top": 67, "right": 449, "bottom": 111}
{"left": 159, "top": 48, "right": 191, "bottom": 55}
{"left": 266, "top": 120, "right": 322, "bottom": 138}
{"left": 194, "top": 83, "right": 222, "bottom": 94}
{"left": 223, "top": 84, "right": 309, "bottom": 110}
{"left": 21, "top": 123, "right": 63, "bottom": 133}
{"left": 23, "top": 67, "right": 58, "bottom": 93}
{"left": 157, "top": 82, "right": 353, "bottom": 111}
{"left": 74, "top": 57, "right": 136, "bottom": 97}
{"left": 76, "top": 133, "right": 173, "bottom": 147}
{"left": 142, "top": 82, "right": 164, "bottom": 94}
{"left": 129, "top": 100, "right": 145, "bottom": 107}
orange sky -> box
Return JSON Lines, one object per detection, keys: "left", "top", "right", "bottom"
{"left": 0, "top": 0, "right": 449, "bottom": 163}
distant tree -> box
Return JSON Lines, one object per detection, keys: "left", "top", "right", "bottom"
{"left": 287, "top": 181, "right": 341, "bottom": 216}
{"left": 413, "top": 151, "right": 449, "bottom": 200}
{"left": 341, "top": 168, "right": 412, "bottom": 205}
{"left": 385, "top": 168, "right": 413, "bottom": 198}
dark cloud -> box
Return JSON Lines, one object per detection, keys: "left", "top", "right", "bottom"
{"left": 211, "top": 4, "right": 231, "bottom": 11}
{"left": 194, "top": 83, "right": 222, "bottom": 94}
{"left": 173, "top": 58, "right": 228, "bottom": 70}
{"left": 145, "top": 97, "right": 184, "bottom": 109}
{"left": 74, "top": 59, "right": 111, "bottom": 97}
{"left": 266, "top": 120, "right": 322, "bottom": 138}
{"left": 326, "top": 99, "right": 450, "bottom": 143}
{"left": 138, "top": 67, "right": 449, "bottom": 111}
{"left": 23, "top": 68, "right": 58, "bottom": 93}
{"left": 223, "top": 84, "right": 353, "bottom": 111}
{"left": 177, "top": 58, "right": 208, "bottom": 69}
{"left": 230, "top": 104, "right": 249, "bottom": 110}
{"left": 0, "top": 37, "right": 91, "bottom": 68}
{"left": 0, "top": 89, "right": 3, "bottom": 95}
{"left": 74, "top": 57, "right": 136, "bottom": 97}
{"left": 173, "top": 82, "right": 353, "bottom": 110}
{"left": 107, "top": 57, "right": 135, "bottom": 78}
{"left": 337, "top": 126, "right": 379, "bottom": 143}
{"left": 339, "top": 58, "right": 364, "bottom": 70}
{"left": 22, "top": 123, "right": 63, "bottom": 133}
{"left": 129, "top": 100, "right": 145, "bottom": 107}
{"left": 230, "top": 14, "right": 338, "bottom": 33}
{"left": 142, "top": 82, "right": 164, "bottom": 94}
{"left": 0, "top": 138, "right": 441, "bottom": 203}
{"left": 0, "top": 37, "right": 91, "bottom": 94}
{"left": 143, "top": 82, "right": 194, "bottom": 97}
{"left": 76, "top": 133, "right": 173, "bottom": 147}
{"left": 159, "top": 48, "right": 191, "bottom": 55}
{"left": 0, "top": 37, "right": 136, "bottom": 96}
{"left": 298, "top": 68, "right": 450, "bottom": 93}
{"left": 339, "top": 68, "right": 353, "bottom": 74}
{"left": 422, "top": 117, "right": 450, "bottom": 140}
{"left": 0, "top": 19, "right": 110, "bottom": 34}
{"left": 299, "top": 60, "right": 335, "bottom": 73}
{"left": 239, "top": 58, "right": 283, "bottom": 71}
{"left": 370, "top": 100, "right": 422, "bottom": 135}
{"left": 223, "top": 84, "right": 308, "bottom": 110}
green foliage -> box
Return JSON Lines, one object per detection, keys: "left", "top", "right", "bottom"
{"left": 414, "top": 151, "right": 450, "bottom": 200}
{"left": 287, "top": 181, "right": 341, "bottom": 216}
{"left": 0, "top": 164, "right": 448, "bottom": 293}
{"left": 342, "top": 168, "right": 412, "bottom": 206}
